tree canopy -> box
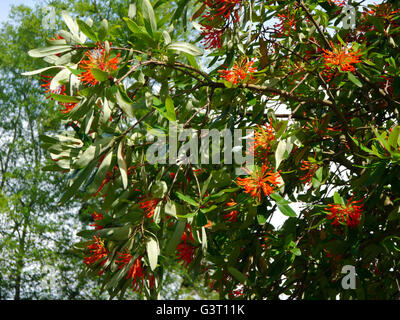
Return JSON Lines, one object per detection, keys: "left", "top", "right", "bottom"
{"left": 22, "top": 0, "right": 400, "bottom": 300}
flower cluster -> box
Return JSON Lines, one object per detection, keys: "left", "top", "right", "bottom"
{"left": 176, "top": 224, "right": 197, "bottom": 268}
{"left": 115, "top": 252, "right": 154, "bottom": 293}
{"left": 83, "top": 236, "right": 109, "bottom": 273}
{"left": 218, "top": 58, "right": 257, "bottom": 84}
{"left": 199, "top": 0, "right": 243, "bottom": 50}
{"left": 90, "top": 212, "right": 104, "bottom": 230}
{"left": 223, "top": 199, "right": 239, "bottom": 222}
{"left": 140, "top": 197, "right": 161, "bottom": 219}
{"left": 237, "top": 165, "right": 281, "bottom": 202}
{"left": 79, "top": 42, "right": 120, "bottom": 86}
{"left": 273, "top": 9, "right": 297, "bottom": 38}
{"left": 249, "top": 122, "right": 275, "bottom": 159}
{"left": 325, "top": 196, "right": 364, "bottom": 228}
{"left": 299, "top": 160, "right": 320, "bottom": 186}
{"left": 322, "top": 41, "right": 362, "bottom": 81}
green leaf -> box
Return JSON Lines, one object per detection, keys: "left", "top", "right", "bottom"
{"left": 167, "top": 41, "right": 203, "bottom": 56}
{"left": 117, "top": 140, "right": 128, "bottom": 189}
{"left": 146, "top": 237, "right": 159, "bottom": 271}
{"left": 28, "top": 45, "right": 72, "bottom": 58}
{"left": 333, "top": 191, "right": 344, "bottom": 205}
{"left": 347, "top": 72, "right": 362, "bottom": 87}
{"left": 141, "top": 0, "right": 157, "bottom": 33}
{"left": 275, "top": 140, "right": 287, "bottom": 169}
{"left": 77, "top": 19, "right": 98, "bottom": 41}
{"left": 176, "top": 192, "right": 199, "bottom": 207}
{"left": 165, "top": 219, "right": 186, "bottom": 256}
{"left": 22, "top": 66, "right": 63, "bottom": 76}
{"left": 165, "top": 96, "right": 176, "bottom": 121}
{"left": 50, "top": 94, "right": 81, "bottom": 103}
{"left": 91, "top": 68, "right": 109, "bottom": 82}
{"left": 151, "top": 181, "right": 168, "bottom": 198}
{"left": 388, "top": 126, "right": 400, "bottom": 148}
{"left": 98, "top": 19, "right": 109, "bottom": 42}
{"left": 227, "top": 267, "right": 248, "bottom": 284}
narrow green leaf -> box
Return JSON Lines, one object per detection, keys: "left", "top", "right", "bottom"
{"left": 117, "top": 140, "right": 128, "bottom": 189}
{"left": 146, "top": 237, "right": 159, "bottom": 271}
{"left": 167, "top": 41, "right": 203, "bottom": 56}
{"left": 77, "top": 19, "right": 98, "bottom": 41}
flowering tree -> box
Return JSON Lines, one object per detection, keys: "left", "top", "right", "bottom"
{"left": 24, "top": 0, "right": 400, "bottom": 299}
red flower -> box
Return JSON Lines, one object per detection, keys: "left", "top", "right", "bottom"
{"left": 139, "top": 198, "right": 161, "bottom": 218}
{"left": 79, "top": 42, "right": 120, "bottom": 86}
{"left": 325, "top": 196, "right": 364, "bottom": 228}
{"left": 223, "top": 199, "right": 239, "bottom": 222}
{"left": 218, "top": 58, "right": 257, "bottom": 84}
{"left": 322, "top": 41, "right": 362, "bottom": 81}
{"left": 203, "top": 0, "right": 242, "bottom": 23}
{"left": 237, "top": 165, "right": 281, "bottom": 202}
{"left": 90, "top": 212, "right": 104, "bottom": 230}
{"left": 249, "top": 122, "right": 275, "bottom": 158}
{"left": 273, "top": 9, "right": 297, "bottom": 37}
{"left": 176, "top": 242, "right": 196, "bottom": 268}
{"left": 176, "top": 223, "right": 196, "bottom": 268}
{"left": 327, "top": 0, "right": 346, "bottom": 7}
{"left": 116, "top": 252, "right": 146, "bottom": 292}
{"left": 83, "top": 236, "right": 109, "bottom": 269}
{"left": 200, "top": 24, "right": 224, "bottom": 49}
{"left": 299, "top": 160, "right": 320, "bottom": 185}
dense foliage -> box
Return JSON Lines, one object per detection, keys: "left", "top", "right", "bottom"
{"left": 24, "top": 0, "right": 400, "bottom": 299}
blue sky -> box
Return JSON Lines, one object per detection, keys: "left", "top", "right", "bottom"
{"left": 0, "top": 0, "right": 36, "bottom": 23}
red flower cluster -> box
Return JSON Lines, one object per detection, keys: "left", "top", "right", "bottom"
{"left": 176, "top": 224, "right": 196, "bottom": 268}
{"left": 325, "top": 196, "right": 364, "bottom": 228}
{"left": 83, "top": 236, "right": 109, "bottom": 271}
{"left": 199, "top": 0, "right": 242, "bottom": 50}
{"left": 115, "top": 253, "right": 154, "bottom": 292}
{"left": 327, "top": 0, "right": 347, "bottom": 7}
{"left": 237, "top": 165, "right": 281, "bottom": 202}
{"left": 218, "top": 58, "right": 257, "bottom": 84}
{"left": 90, "top": 212, "right": 104, "bottom": 230}
{"left": 140, "top": 198, "right": 161, "bottom": 218}
{"left": 299, "top": 160, "right": 319, "bottom": 185}
{"left": 249, "top": 122, "right": 275, "bottom": 159}
{"left": 41, "top": 75, "right": 78, "bottom": 114}
{"left": 79, "top": 42, "right": 120, "bottom": 86}
{"left": 322, "top": 41, "right": 362, "bottom": 81}
{"left": 224, "top": 199, "right": 239, "bottom": 222}
{"left": 273, "top": 9, "right": 297, "bottom": 37}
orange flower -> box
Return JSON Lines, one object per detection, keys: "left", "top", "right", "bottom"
{"left": 83, "top": 236, "right": 109, "bottom": 268}
{"left": 322, "top": 41, "right": 362, "bottom": 81}
{"left": 325, "top": 196, "right": 364, "bottom": 228}
{"left": 327, "top": 0, "right": 346, "bottom": 6}
{"left": 139, "top": 198, "right": 161, "bottom": 218}
{"left": 223, "top": 199, "right": 239, "bottom": 222}
{"left": 79, "top": 42, "right": 120, "bottom": 86}
{"left": 273, "top": 9, "right": 297, "bottom": 37}
{"left": 236, "top": 165, "right": 281, "bottom": 202}
{"left": 299, "top": 160, "right": 320, "bottom": 185}
{"left": 249, "top": 122, "right": 275, "bottom": 158}
{"left": 218, "top": 58, "right": 257, "bottom": 84}
{"left": 90, "top": 212, "right": 104, "bottom": 230}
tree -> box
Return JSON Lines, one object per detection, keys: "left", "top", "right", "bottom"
{"left": 24, "top": 0, "right": 400, "bottom": 300}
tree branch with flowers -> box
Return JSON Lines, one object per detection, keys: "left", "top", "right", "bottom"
{"left": 23, "top": 0, "right": 400, "bottom": 299}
